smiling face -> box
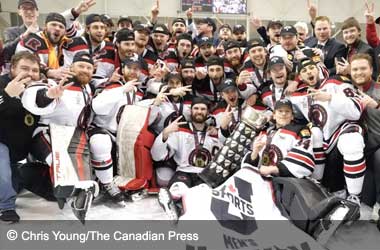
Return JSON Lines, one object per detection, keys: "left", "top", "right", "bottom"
{"left": 273, "top": 106, "right": 294, "bottom": 128}
{"left": 351, "top": 58, "right": 373, "bottom": 87}
{"left": 342, "top": 26, "right": 360, "bottom": 46}
{"left": 225, "top": 47, "right": 241, "bottom": 67}
{"left": 314, "top": 20, "right": 331, "bottom": 43}
{"left": 18, "top": 2, "right": 39, "bottom": 26}
{"left": 191, "top": 103, "right": 208, "bottom": 123}
{"left": 248, "top": 46, "right": 267, "bottom": 68}
{"left": 199, "top": 44, "right": 216, "bottom": 61}
{"left": 86, "top": 21, "right": 106, "bottom": 45}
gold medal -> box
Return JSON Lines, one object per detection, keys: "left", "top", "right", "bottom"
{"left": 24, "top": 114, "right": 34, "bottom": 127}
{"left": 195, "top": 156, "right": 206, "bottom": 168}
{"left": 262, "top": 152, "right": 270, "bottom": 166}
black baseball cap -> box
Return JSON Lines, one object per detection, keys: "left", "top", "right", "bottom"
{"left": 118, "top": 16, "right": 133, "bottom": 26}
{"left": 280, "top": 25, "right": 298, "bottom": 36}
{"left": 101, "top": 14, "right": 114, "bottom": 27}
{"left": 274, "top": 99, "right": 293, "bottom": 112}
{"left": 301, "top": 48, "right": 321, "bottom": 63}
{"left": 116, "top": 28, "right": 135, "bottom": 42}
{"left": 122, "top": 56, "right": 142, "bottom": 68}
{"left": 206, "top": 55, "right": 224, "bottom": 68}
{"left": 198, "top": 36, "right": 214, "bottom": 47}
{"left": 223, "top": 40, "right": 240, "bottom": 51}
{"left": 177, "top": 33, "right": 193, "bottom": 44}
{"left": 298, "top": 58, "right": 317, "bottom": 73}
{"left": 219, "top": 24, "right": 232, "bottom": 32}
{"left": 134, "top": 23, "right": 151, "bottom": 34}
{"left": 268, "top": 56, "right": 285, "bottom": 69}
{"left": 217, "top": 78, "right": 238, "bottom": 92}
{"left": 73, "top": 51, "right": 94, "bottom": 65}
{"left": 375, "top": 17, "right": 380, "bottom": 24}
{"left": 180, "top": 57, "right": 195, "bottom": 69}
{"left": 232, "top": 24, "right": 246, "bottom": 34}
{"left": 18, "top": 0, "right": 37, "bottom": 9}
{"left": 45, "top": 13, "right": 66, "bottom": 27}
{"left": 152, "top": 24, "right": 170, "bottom": 35}
{"left": 267, "top": 20, "right": 283, "bottom": 30}
{"left": 85, "top": 14, "right": 103, "bottom": 26}
{"left": 247, "top": 38, "right": 265, "bottom": 52}
{"left": 172, "top": 18, "right": 186, "bottom": 26}
{"left": 198, "top": 18, "right": 217, "bottom": 33}
{"left": 191, "top": 96, "right": 210, "bottom": 108}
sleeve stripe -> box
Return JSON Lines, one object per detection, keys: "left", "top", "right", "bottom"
{"left": 284, "top": 158, "right": 314, "bottom": 173}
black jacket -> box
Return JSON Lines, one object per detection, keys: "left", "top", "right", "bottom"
{"left": 304, "top": 37, "right": 347, "bottom": 76}
{"left": 345, "top": 40, "right": 378, "bottom": 80}
{"left": 0, "top": 74, "right": 39, "bottom": 162}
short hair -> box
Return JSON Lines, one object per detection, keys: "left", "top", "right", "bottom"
{"left": 314, "top": 16, "right": 332, "bottom": 25}
{"left": 341, "top": 17, "right": 361, "bottom": 32}
{"left": 350, "top": 53, "right": 373, "bottom": 67}
{"left": 10, "top": 51, "right": 39, "bottom": 68}
{"left": 294, "top": 21, "right": 309, "bottom": 35}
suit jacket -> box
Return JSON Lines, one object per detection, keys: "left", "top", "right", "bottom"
{"left": 2, "top": 25, "right": 28, "bottom": 63}
{"left": 305, "top": 37, "right": 347, "bottom": 76}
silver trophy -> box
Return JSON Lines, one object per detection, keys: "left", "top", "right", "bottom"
{"left": 199, "top": 106, "right": 268, "bottom": 188}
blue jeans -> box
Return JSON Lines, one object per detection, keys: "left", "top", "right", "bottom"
{"left": 0, "top": 143, "right": 16, "bottom": 210}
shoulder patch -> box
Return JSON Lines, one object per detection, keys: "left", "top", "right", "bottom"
{"left": 299, "top": 128, "right": 311, "bottom": 137}
{"left": 23, "top": 33, "right": 46, "bottom": 52}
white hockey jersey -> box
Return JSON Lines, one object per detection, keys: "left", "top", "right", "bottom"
{"left": 149, "top": 97, "right": 192, "bottom": 134}
{"left": 252, "top": 124, "right": 315, "bottom": 178}
{"left": 177, "top": 167, "right": 324, "bottom": 250}
{"left": 289, "top": 76, "right": 363, "bottom": 152}
{"left": 91, "top": 81, "right": 144, "bottom": 133}
{"left": 62, "top": 37, "right": 116, "bottom": 88}
{"left": 22, "top": 79, "right": 91, "bottom": 134}
{"left": 151, "top": 123, "right": 222, "bottom": 173}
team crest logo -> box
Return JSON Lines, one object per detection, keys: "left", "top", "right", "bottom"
{"left": 310, "top": 104, "right": 328, "bottom": 128}
{"left": 262, "top": 145, "right": 283, "bottom": 166}
{"left": 211, "top": 176, "right": 257, "bottom": 235}
{"left": 189, "top": 148, "right": 212, "bottom": 168}
{"left": 24, "top": 114, "right": 35, "bottom": 127}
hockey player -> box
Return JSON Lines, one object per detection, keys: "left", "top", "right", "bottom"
{"left": 246, "top": 99, "right": 315, "bottom": 178}
{"left": 212, "top": 78, "right": 245, "bottom": 138}
{"left": 179, "top": 58, "right": 196, "bottom": 87}
{"left": 193, "top": 55, "right": 234, "bottom": 107}
{"left": 291, "top": 57, "right": 365, "bottom": 209}
{"left": 62, "top": 14, "right": 115, "bottom": 88}
{"left": 223, "top": 40, "right": 244, "bottom": 76}
{"left": 21, "top": 52, "right": 97, "bottom": 222}
{"left": 134, "top": 24, "right": 158, "bottom": 70}
{"left": 154, "top": 97, "right": 222, "bottom": 218}
{"left": 237, "top": 39, "right": 269, "bottom": 105}
{"left": 150, "top": 73, "right": 192, "bottom": 135}
{"left": 164, "top": 33, "right": 193, "bottom": 72}
{"left": 194, "top": 37, "right": 216, "bottom": 72}
{"left": 148, "top": 24, "right": 170, "bottom": 60}
{"left": 258, "top": 56, "right": 290, "bottom": 110}
{"left": 15, "top": 0, "right": 96, "bottom": 80}
{"left": 89, "top": 57, "right": 145, "bottom": 204}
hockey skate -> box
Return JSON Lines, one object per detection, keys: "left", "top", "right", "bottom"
{"left": 157, "top": 188, "right": 179, "bottom": 223}
{"left": 114, "top": 176, "right": 149, "bottom": 202}
{"left": 313, "top": 204, "right": 350, "bottom": 245}
{"left": 96, "top": 181, "right": 126, "bottom": 206}
{"left": 70, "top": 182, "right": 98, "bottom": 225}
